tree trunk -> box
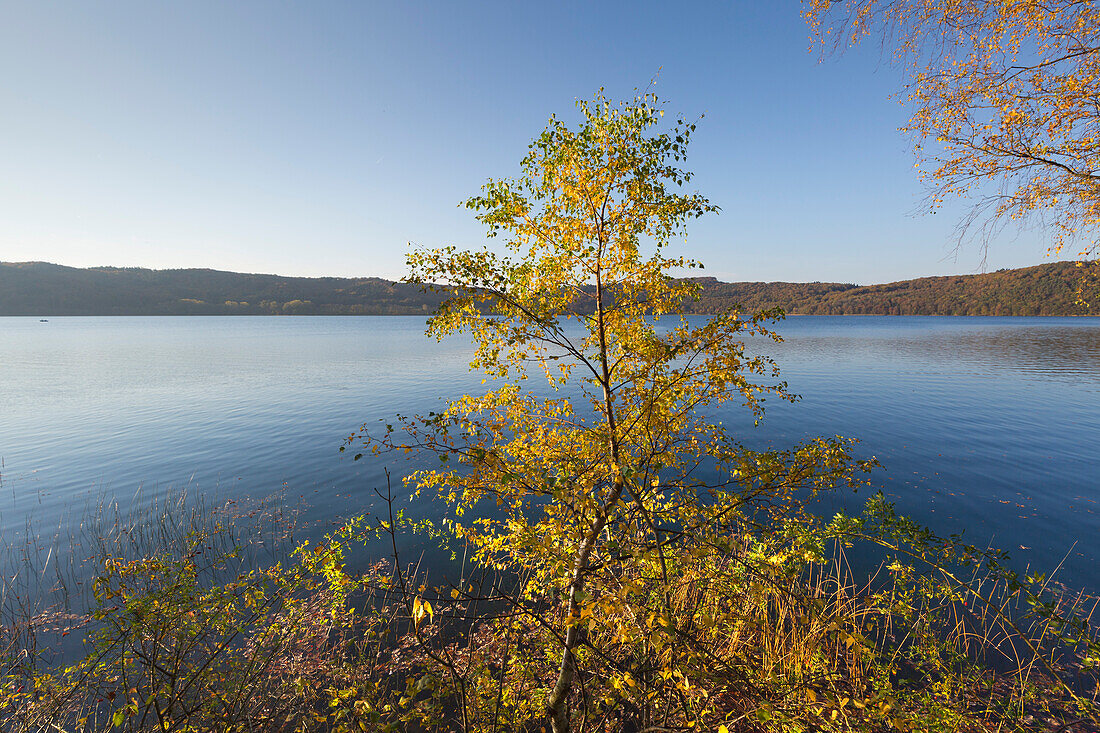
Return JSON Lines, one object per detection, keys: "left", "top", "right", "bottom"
{"left": 545, "top": 477, "right": 623, "bottom": 732}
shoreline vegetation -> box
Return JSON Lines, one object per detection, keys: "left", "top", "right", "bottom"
{"left": 1, "top": 260, "right": 1094, "bottom": 317}
{"left": 3, "top": 487, "right": 1099, "bottom": 732}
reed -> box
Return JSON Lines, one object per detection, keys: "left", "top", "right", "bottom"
{"left": 1, "top": 487, "right": 1096, "bottom": 732}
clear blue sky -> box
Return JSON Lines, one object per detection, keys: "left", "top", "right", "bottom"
{"left": 0, "top": 1, "right": 1054, "bottom": 284}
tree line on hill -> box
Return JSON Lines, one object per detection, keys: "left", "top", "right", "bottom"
{"left": 0, "top": 260, "right": 1090, "bottom": 317}
{"left": 0, "top": 262, "right": 448, "bottom": 316}
{"left": 688, "top": 261, "right": 1090, "bottom": 316}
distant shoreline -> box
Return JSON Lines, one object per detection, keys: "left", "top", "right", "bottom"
{"left": 2, "top": 260, "right": 1093, "bottom": 317}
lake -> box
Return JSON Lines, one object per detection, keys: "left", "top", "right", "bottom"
{"left": 1, "top": 315, "right": 1098, "bottom": 591}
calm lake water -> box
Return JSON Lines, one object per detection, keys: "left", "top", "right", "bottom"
{"left": 2, "top": 316, "right": 1099, "bottom": 591}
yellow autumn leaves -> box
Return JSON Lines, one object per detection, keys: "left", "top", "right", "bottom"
{"left": 806, "top": 0, "right": 1100, "bottom": 268}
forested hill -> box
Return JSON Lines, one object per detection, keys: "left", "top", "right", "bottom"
{"left": 0, "top": 262, "right": 448, "bottom": 315}
{"left": 688, "top": 261, "right": 1089, "bottom": 316}
{"left": 0, "top": 260, "right": 1089, "bottom": 316}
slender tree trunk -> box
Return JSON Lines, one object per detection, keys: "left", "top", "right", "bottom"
{"left": 546, "top": 241, "right": 622, "bottom": 733}
{"left": 546, "top": 478, "right": 623, "bottom": 732}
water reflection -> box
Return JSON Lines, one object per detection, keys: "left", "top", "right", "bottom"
{"left": 765, "top": 317, "right": 1100, "bottom": 384}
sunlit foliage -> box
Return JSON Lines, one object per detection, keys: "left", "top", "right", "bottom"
{"left": 358, "top": 91, "right": 883, "bottom": 731}
{"left": 805, "top": 0, "right": 1100, "bottom": 267}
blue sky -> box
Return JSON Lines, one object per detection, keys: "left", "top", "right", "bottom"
{"left": 0, "top": 1, "right": 1054, "bottom": 284}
